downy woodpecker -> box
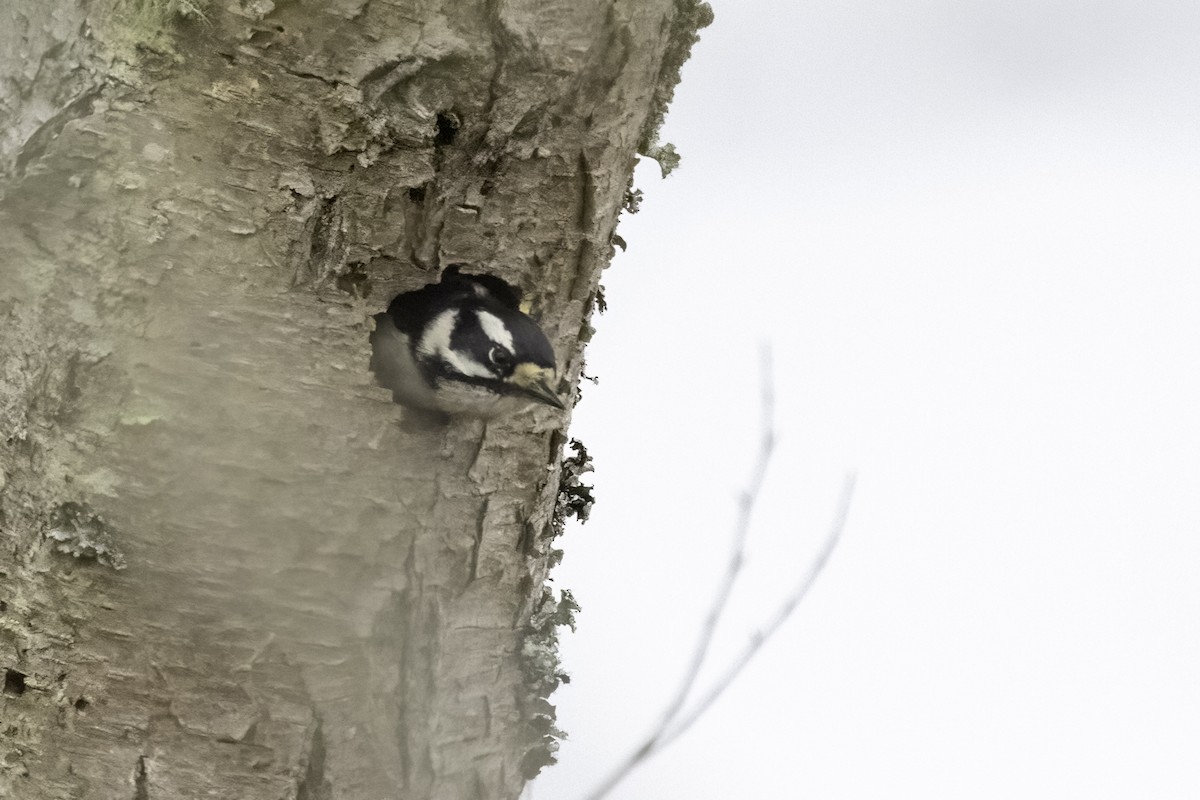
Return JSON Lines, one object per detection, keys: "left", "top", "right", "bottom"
{"left": 370, "top": 266, "right": 566, "bottom": 417}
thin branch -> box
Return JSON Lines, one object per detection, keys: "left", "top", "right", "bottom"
{"left": 584, "top": 348, "right": 849, "bottom": 800}
{"left": 582, "top": 471, "right": 855, "bottom": 800}
{"left": 650, "top": 346, "right": 776, "bottom": 738}
{"left": 656, "top": 472, "right": 856, "bottom": 748}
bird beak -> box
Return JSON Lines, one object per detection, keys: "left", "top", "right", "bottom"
{"left": 525, "top": 376, "right": 567, "bottom": 410}
{"left": 510, "top": 363, "right": 567, "bottom": 410}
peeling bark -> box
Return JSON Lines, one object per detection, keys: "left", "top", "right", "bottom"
{"left": 0, "top": 1, "right": 708, "bottom": 798}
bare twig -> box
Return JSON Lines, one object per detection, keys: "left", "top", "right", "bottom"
{"left": 583, "top": 350, "right": 853, "bottom": 800}
{"left": 581, "top": 348, "right": 776, "bottom": 800}
{"left": 651, "top": 349, "right": 777, "bottom": 733}
{"left": 656, "top": 472, "right": 856, "bottom": 749}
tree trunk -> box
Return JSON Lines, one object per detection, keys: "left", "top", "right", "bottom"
{"left": 0, "top": 1, "right": 708, "bottom": 797}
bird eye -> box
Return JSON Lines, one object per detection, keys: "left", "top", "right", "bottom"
{"left": 489, "top": 346, "right": 513, "bottom": 369}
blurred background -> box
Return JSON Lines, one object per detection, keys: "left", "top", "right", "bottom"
{"left": 531, "top": 1, "right": 1200, "bottom": 797}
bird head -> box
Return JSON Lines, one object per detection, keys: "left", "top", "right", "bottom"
{"left": 368, "top": 265, "right": 567, "bottom": 417}
{"left": 415, "top": 299, "right": 566, "bottom": 410}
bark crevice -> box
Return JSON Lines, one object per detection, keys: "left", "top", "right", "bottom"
{"left": 13, "top": 85, "right": 106, "bottom": 178}
{"left": 133, "top": 755, "right": 149, "bottom": 800}
{"left": 295, "top": 717, "right": 331, "bottom": 800}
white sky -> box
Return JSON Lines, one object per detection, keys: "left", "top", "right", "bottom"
{"left": 531, "top": 1, "right": 1200, "bottom": 798}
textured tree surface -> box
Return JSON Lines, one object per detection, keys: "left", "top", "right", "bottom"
{"left": 0, "top": 1, "right": 706, "bottom": 797}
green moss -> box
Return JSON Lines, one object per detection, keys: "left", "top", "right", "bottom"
{"left": 622, "top": 185, "right": 644, "bottom": 215}
{"left": 110, "top": 0, "right": 209, "bottom": 26}
{"left": 102, "top": 0, "right": 209, "bottom": 52}
{"left": 46, "top": 501, "right": 126, "bottom": 570}
{"left": 637, "top": 0, "right": 715, "bottom": 158}
{"left": 517, "top": 440, "right": 596, "bottom": 779}
{"left": 519, "top": 587, "right": 580, "bottom": 779}
{"left": 553, "top": 440, "right": 595, "bottom": 532}
{"left": 642, "top": 141, "right": 681, "bottom": 178}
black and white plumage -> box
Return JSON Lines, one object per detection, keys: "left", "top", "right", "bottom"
{"left": 370, "top": 266, "right": 565, "bottom": 418}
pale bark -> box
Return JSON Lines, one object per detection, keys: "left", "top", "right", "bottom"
{"left": 0, "top": 1, "right": 705, "bottom": 797}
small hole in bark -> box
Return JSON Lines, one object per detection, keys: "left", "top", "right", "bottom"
{"left": 336, "top": 263, "right": 373, "bottom": 299}
{"left": 407, "top": 186, "right": 425, "bottom": 203}
{"left": 480, "top": 180, "right": 494, "bottom": 196}
{"left": 3, "top": 669, "right": 26, "bottom": 696}
{"left": 74, "top": 697, "right": 89, "bottom": 711}
{"left": 434, "top": 112, "right": 460, "bottom": 146}
{"left": 0, "top": 600, "right": 7, "bottom": 612}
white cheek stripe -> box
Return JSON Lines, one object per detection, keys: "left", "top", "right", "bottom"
{"left": 416, "top": 309, "right": 456, "bottom": 359}
{"left": 476, "top": 310, "right": 514, "bottom": 351}
{"left": 417, "top": 309, "right": 492, "bottom": 378}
